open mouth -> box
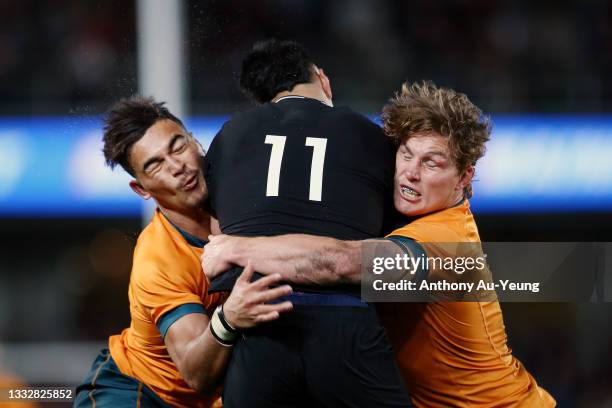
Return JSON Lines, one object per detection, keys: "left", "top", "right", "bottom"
{"left": 183, "top": 174, "right": 198, "bottom": 190}
{"left": 400, "top": 185, "right": 421, "bottom": 198}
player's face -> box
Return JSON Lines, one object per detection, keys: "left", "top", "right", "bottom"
{"left": 394, "top": 132, "right": 468, "bottom": 217}
{"left": 129, "top": 119, "right": 208, "bottom": 211}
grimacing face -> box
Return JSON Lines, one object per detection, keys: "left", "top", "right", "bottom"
{"left": 128, "top": 119, "right": 207, "bottom": 212}
{"left": 393, "top": 132, "right": 473, "bottom": 217}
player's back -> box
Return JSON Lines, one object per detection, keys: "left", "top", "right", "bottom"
{"left": 207, "top": 96, "right": 415, "bottom": 408}
{"left": 206, "top": 96, "right": 393, "bottom": 240}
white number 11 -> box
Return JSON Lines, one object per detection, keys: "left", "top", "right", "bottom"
{"left": 264, "top": 135, "right": 327, "bottom": 201}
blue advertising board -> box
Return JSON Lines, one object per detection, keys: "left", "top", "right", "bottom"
{"left": 0, "top": 115, "right": 610, "bottom": 216}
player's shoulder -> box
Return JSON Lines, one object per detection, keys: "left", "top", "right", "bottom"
{"left": 130, "top": 223, "right": 167, "bottom": 281}
{"left": 134, "top": 218, "right": 169, "bottom": 257}
{"left": 131, "top": 215, "right": 189, "bottom": 280}
{"left": 330, "top": 105, "right": 375, "bottom": 123}
{"left": 390, "top": 203, "right": 477, "bottom": 243}
{"left": 218, "top": 103, "right": 277, "bottom": 133}
{"left": 326, "top": 106, "right": 383, "bottom": 131}
{"left": 218, "top": 102, "right": 381, "bottom": 132}
{"left": 390, "top": 222, "right": 462, "bottom": 243}
{"left": 325, "top": 107, "right": 393, "bottom": 158}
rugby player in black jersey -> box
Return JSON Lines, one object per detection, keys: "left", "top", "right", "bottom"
{"left": 203, "top": 40, "right": 412, "bottom": 407}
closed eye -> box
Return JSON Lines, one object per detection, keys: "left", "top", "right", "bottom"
{"left": 172, "top": 141, "right": 186, "bottom": 154}
{"left": 145, "top": 160, "right": 162, "bottom": 174}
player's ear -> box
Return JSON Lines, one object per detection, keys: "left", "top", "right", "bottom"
{"left": 457, "top": 165, "right": 475, "bottom": 191}
{"left": 130, "top": 179, "right": 152, "bottom": 200}
{"left": 314, "top": 65, "right": 333, "bottom": 102}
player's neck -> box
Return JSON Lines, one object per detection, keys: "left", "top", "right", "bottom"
{"left": 445, "top": 192, "right": 466, "bottom": 210}
{"left": 273, "top": 84, "right": 333, "bottom": 107}
{"left": 160, "top": 206, "right": 211, "bottom": 241}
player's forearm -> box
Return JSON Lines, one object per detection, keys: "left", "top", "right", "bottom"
{"left": 228, "top": 234, "right": 363, "bottom": 285}
{"left": 179, "top": 327, "right": 232, "bottom": 395}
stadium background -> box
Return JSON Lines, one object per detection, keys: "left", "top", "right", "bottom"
{"left": 0, "top": 1, "right": 611, "bottom": 407}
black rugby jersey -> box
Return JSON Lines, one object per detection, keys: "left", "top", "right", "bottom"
{"left": 204, "top": 96, "right": 395, "bottom": 291}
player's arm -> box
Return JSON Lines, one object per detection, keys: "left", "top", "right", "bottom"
{"left": 204, "top": 233, "right": 411, "bottom": 286}
{"left": 164, "top": 263, "right": 292, "bottom": 395}
{"left": 203, "top": 233, "right": 363, "bottom": 285}
{"left": 203, "top": 234, "right": 427, "bottom": 287}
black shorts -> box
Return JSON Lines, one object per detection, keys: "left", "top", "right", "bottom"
{"left": 223, "top": 297, "right": 413, "bottom": 408}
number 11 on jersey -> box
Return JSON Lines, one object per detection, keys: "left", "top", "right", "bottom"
{"left": 265, "top": 135, "right": 327, "bottom": 201}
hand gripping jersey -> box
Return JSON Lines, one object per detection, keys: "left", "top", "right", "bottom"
{"left": 205, "top": 96, "right": 395, "bottom": 292}
{"left": 381, "top": 200, "right": 556, "bottom": 407}
{"left": 108, "top": 210, "right": 223, "bottom": 408}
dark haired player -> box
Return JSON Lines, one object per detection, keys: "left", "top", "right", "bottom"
{"left": 74, "top": 97, "right": 293, "bottom": 408}
{"left": 204, "top": 40, "right": 413, "bottom": 407}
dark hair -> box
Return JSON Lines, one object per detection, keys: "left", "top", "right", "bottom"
{"left": 102, "top": 96, "right": 184, "bottom": 176}
{"left": 240, "top": 39, "right": 314, "bottom": 103}
{"left": 382, "top": 81, "right": 491, "bottom": 198}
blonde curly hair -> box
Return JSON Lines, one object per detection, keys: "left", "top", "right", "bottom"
{"left": 381, "top": 81, "right": 491, "bottom": 198}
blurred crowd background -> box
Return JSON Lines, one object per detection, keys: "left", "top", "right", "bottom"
{"left": 0, "top": 1, "right": 611, "bottom": 407}
{"left": 2, "top": 0, "right": 612, "bottom": 114}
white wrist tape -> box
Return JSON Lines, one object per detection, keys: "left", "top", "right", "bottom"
{"left": 210, "top": 306, "right": 238, "bottom": 346}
